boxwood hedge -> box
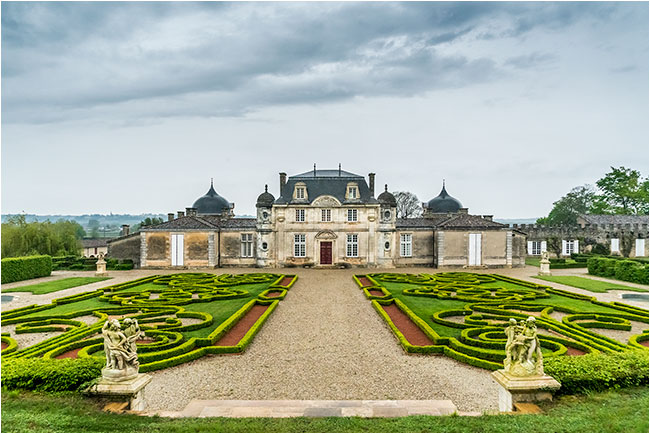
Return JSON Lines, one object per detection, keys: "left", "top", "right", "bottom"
{"left": 1, "top": 255, "right": 52, "bottom": 284}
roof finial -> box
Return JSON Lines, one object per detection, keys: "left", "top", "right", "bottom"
{"left": 211, "top": 177, "right": 214, "bottom": 188}
{"left": 443, "top": 178, "right": 445, "bottom": 188}
{"left": 314, "top": 163, "right": 316, "bottom": 177}
{"left": 264, "top": 184, "right": 268, "bottom": 193}
{"left": 385, "top": 184, "right": 388, "bottom": 192}
{"left": 339, "top": 163, "right": 341, "bottom": 176}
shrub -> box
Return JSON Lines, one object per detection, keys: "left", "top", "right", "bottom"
{"left": 545, "top": 351, "right": 649, "bottom": 395}
{"left": 615, "top": 260, "right": 640, "bottom": 282}
{"left": 1, "top": 255, "right": 52, "bottom": 284}
{"left": 1, "top": 357, "right": 103, "bottom": 391}
{"left": 592, "top": 243, "right": 609, "bottom": 255}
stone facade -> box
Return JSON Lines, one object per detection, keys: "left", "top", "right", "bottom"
{"left": 513, "top": 216, "right": 649, "bottom": 258}
{"left": 108, "top": 168, "right": 527, "bottom": 269}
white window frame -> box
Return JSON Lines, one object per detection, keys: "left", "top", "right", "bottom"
{"left": 400, "top": 233, "right": 412, "bottom": 257}
{"left": 240, "top": 233, "right": 253, "bottom": 257}
{"left": 321, "top": 209, "right": 331, "bottom": 222}
{"left": 348, "top": 186, "right": 358, "bottom": 199}
{"left": 347, "top": 209, "right": 358, "bottom": 222}
{"left": 295, "top": 209, "right": 305, "bottom": 222}
{"left": 531, "top": 241, "right": 542, "bottom": 256}
{"left": 635, "top": 238, "right": 645, "bottom": 257}
{"left": 562, "top": 239, "right": 578, "bottom": 256}
{"left": 611, "top": 238, "right": 620, "bottom": 253}
{"left": 295, "top": 186, "right": 306, "bottom": 199}
{"left": 346, "top": 234, "right": 359, "bottom": 257}
{"left": 294, "top": 234, "right": 306, "bottom": 257}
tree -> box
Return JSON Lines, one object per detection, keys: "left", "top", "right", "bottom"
{"left": 545, "top": 236, "right": 563, "bottom": 259}
{"left": 1, "top": 215, "right": 84, "bottom": 258}
{"left": 595, "top": 166, "right": 649, "bottom": 215}
{"left": 537, "top": 185, "right": 597, "bottom": 226}
{"left": 393, "top": 191, "right": 422, "bottom": 219}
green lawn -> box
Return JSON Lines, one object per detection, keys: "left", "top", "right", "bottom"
{"left": 534, "top": 275, "right": 648, "bottom": 293}
{"left": 2, "top": 277, "right": 112, "bottom": 295}
{"left": 1, "top": 387, "right": 647, "bottom": 432}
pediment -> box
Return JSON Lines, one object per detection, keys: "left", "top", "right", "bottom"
{"left": 312, "top": 195, "right": 341, "bottom": 207}
{"left": 315, "top": 230, "right": 338, "bottom": 240}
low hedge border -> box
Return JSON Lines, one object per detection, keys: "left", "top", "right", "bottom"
{"left": 1, "top": 335, "right": 18, "bottom": 355}
{"left": 1, "top": 255, "right": 52, "bottom": 284}
{"left": 1, "top": 357, "right": 104, "bottom": 391}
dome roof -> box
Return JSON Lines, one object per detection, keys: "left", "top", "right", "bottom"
{"left": 192, "top": 181, "right": 231, "bottom": 215}
{"left": 256, "top": 184, "right": 275, "bottom": 207}
{"left": 426, "top": 182, "right": 462, "bottom": 213}
{"left": 377, "top": 184, "right": 397, "bottom": 207}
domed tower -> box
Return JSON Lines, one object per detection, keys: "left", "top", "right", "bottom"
{"left": 255, "top": 184, "right": 275, "bottom": 267}
{"left": 378, "top": 184, "right": 397, "bottom": 223}
{"left": 192, "top": 179, "right": 233, "bottom": 217}
{"left": 256, "top": 184, "right": 275, "bottom": 223}
{"left": 424, "top": 181, "right": 463, "bottom": 217}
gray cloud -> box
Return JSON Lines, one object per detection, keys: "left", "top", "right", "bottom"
{"left": 2, "top": 2, "right": 632, "bottom": 125}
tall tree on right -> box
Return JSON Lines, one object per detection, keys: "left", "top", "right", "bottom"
{"left": 595, "top": 166, "right": 649, "bottom": 215}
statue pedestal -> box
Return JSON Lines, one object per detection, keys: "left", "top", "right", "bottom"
{"left": 88, "top": 374, "right": 152, "bottom": 411}
{"left": 491, "top": 370, "right": 561, "bottom": 412}
{"left": 538, "top": 260, "right": 551, "bottom": 276}
{"left": 96, "top": 259, "right": 108, "bottom": 277}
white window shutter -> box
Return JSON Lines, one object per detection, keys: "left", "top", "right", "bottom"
{"left": 541, "top": 241, "right": 547, "bottom": 252}
{"left": 574, "top": 240, "right": 579, "bottom": 253}
{"left": 562, "top": 240, "right": 567, "bottom": 256}
{"left": 527, "top": 241, "right": 533, "bottom": 255}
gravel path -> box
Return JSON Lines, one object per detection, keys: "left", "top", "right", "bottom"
{"left": 144, "top": 268, "right": 500, "bottom": 413}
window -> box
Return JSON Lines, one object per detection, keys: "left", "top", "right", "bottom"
{"left": 295, "top": 209, "right": 305, "bottom": 222}
{"left": 321, "top": 209, "right": 331, "bottom": 222}
{"left": 241, "top": 234, "right": 253, "bottom": 257}
{"left": 294, "top": 234, "right": 306, "bottom": 257}
{"left": 611, "top": 238, "right": 620, "bottom": 253}
{"left": 348, "top": 186, "right": 358, "bottom": 199}
{"left": 262, "top": 211, "right": 269, "bottom": 219}
{"left": 384, "top": 241, "right": 390, "bottom": 250}
{"left": 384, "top": 210, "right": 391, "bottom": 220}
{"left": 347, "top": 209, "right": 358, "bottom": 222}
{"left": 562, "top": 239, "right": 578, "bottom": 256}
{"left": 295, "top": 186, "right": 306, "bottom": 199}
{"left": 400, "top": 234, "right": 412, "bottom": 257}
{"left": 261, "top": 242, "right": 268, "bottom": 250}
{"left": 346, "top": 234, "right": 358, "bottom": 257}
{"left": 531, "top": 241, "right": 541, "bottom": 255}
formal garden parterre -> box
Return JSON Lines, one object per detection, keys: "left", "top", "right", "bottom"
{"left": 1, "top": 272, "right": 296, "bottom": 390}
{"left": 354, "top": 272, "right": 649, "bottom": 391}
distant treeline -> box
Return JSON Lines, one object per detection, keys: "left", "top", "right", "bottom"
{"left": 1, "top": 215, "right": 85, "bottom": 258}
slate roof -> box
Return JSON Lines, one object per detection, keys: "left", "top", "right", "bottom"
{"left": 141, "top": 216, "right": 256, "bottom": 231}
{"left": 396, "top": 214, "right": 506, "bottom": 230}
{"left": 81, "top": 238, "right": 109, "bottom": 248}
{"left": 192, "top": 181, "right": 231, "bottom": 215}
{"left": 425, "top": 183, "right": 463, "bottom": 213}
{"left": 275, "top": 169, "right": 378, "bottom": 205}
{"left": 579, "top": 214, "right": 649, "bottom": 225}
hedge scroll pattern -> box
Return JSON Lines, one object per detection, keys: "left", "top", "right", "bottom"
{"left": 354, "top": 272, "right": 649, "bottom": 371}
{"left": 1, "top": 273, "right": 297, "bottom": 372}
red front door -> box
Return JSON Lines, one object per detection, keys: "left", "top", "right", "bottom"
{"left": 320, "top": 242, "right": 332, "bottom": 265}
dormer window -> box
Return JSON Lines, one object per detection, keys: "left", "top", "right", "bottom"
{"left": 293, "top": 183, "right": 308, "bottom": 201}
{"left": 346, "top": 183, "right": 359, "bottom": 200}
{"left": 296, "top": 187, "right": 305, "bottom": 199}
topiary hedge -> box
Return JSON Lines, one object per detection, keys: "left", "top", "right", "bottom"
{"left": 1, "top": 255, "right": 52, "bottom": 284}
{"left": 588, "top": 257, "right": 648, "bottom": 284}
{"left": 545, "top": 351, "right": 649, "bottom": 394}
{"left": 1, "top": 357, "right": 104, "bottom": 391}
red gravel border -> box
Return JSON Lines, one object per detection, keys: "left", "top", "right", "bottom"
{"left": 357, "top": 277, "right": 372, "bottom": 287}
{"left": 565, "top": 347, "right": 586, "bottom": 356}
{"left": 215, "top": 305, "right": 269, "bottom": 346}
{"left": 55, "top": 348, "right": 82, "bottom": 359}
{"left": 368, "top": 289, "right": 384, "bottom": 297}
{"left": 265, "top": 291, "right": 283, "bottom": 298}
{"left": 279, "top": 276, "right": 294, "bottom": 287}
{"left": 641, "top": 340, "right": 649, "bottom": 348}
{"left": 381, "top": 303, "right": 434, "bottom": 346}
{"left": 1, "top": 342, "right": 8, "bottom": 350}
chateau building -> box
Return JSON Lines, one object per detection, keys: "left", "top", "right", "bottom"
{"left": 108, "top": 167, "right": 527, "bottom": 268}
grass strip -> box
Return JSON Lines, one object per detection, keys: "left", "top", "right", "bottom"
{"left": 533, "top": 275, "right": 648, "bottom": 293}
{"left": 2, "top": 277, "right": 112, "bottom": 295}
{"left": 1, "top": 387, "right": 647, "bottom": 432}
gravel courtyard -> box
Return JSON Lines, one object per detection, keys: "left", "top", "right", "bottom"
{"left": 143, "top": 267, "right": 500, "bottom": 413}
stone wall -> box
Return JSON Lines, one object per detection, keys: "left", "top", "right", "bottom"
{"left": 107, "top": 234, "right": 141, "bottom": 267}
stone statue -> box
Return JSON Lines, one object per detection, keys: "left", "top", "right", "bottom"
{"left": 96, "top": 253, "right": 108, "bottom": 277}
{"left": 101, "top": 318, "right": 140, "bottom": 382}
{"left": 503, "top": 316, "right": 544, "bottom": 376}
{"left": 539, "top": 251, "right": 551, "bottom": 276}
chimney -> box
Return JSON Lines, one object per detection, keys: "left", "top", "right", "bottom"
{"left": 168, "top": 213, "right": 175, "bottom": 222}
{"left": 368, "top": 173, "right": 375, "bottom": 197}
{"left": 186, "top": 207, "right": 198, "bottom": 217}
{"left": 177, "top": 211, "right": 185, "bottom": 218}
{"left": 458, "top": 208, "right": 469, "bottom": 214}
{"left": 279, "top": 172, "right": 287, "bottom": 193}
{"left": 483, "top": 215, "right": 493, "bottom": 221}
{"left": 120, "top": 225, "right": 130, "bottom": 236}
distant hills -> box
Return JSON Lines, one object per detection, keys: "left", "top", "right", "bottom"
{"left": 493, "top": 218, "right": 540, "bottom": 225}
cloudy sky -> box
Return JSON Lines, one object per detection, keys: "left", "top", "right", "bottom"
{"left": 2, "top": 1, "right": 648, "bottom": 218}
